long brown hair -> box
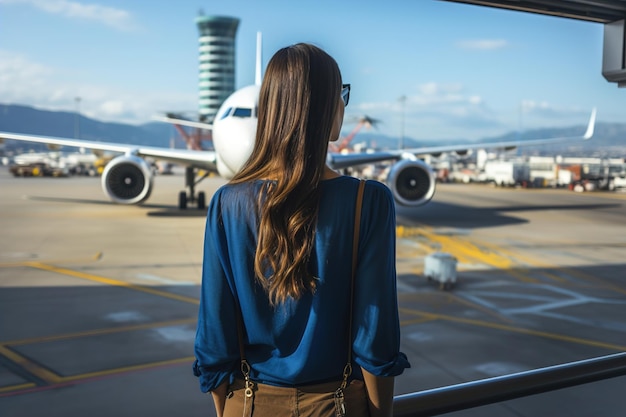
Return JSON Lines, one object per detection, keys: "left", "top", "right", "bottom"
{"left": 230, "top": 43, "right": 342, "bottom": 305}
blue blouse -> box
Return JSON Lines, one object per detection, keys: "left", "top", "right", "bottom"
{"left": 193, "top": 176, "right": 410, "bottom": 392}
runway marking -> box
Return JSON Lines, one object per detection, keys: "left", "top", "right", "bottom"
{"left": 445, "top": 292, "right": 515, "bottom": 324}
{"left": 0, "top": 252, "right": 103, "bottom": 268}
{"left": 481, "top": 241, "right": 626, "bottom": 296}
{"left": 59, "top": 356, "right": 194, "bottom": 382}
{"left": 0, "top": 356, "right": 194, "bottom": 397}
{"left": 476, "top": 240, "right": 570, "bottom": 283}
{"left": 0, "top": 383, "right": 36, "bottom": 393}
{"left": 0, "top": 263, "right": 202, "bottom": 396}
{"left": 136, "top": 273, "right": 195, "bottom": 286}
{"left": 1, "top": 318, "right": 197, "bottom": 346}
{"left": 0, "top": 345, "right": 62, "bottom": 384}
{"left": 25, "top": 262, "right": 200, "bottom": 305}
{"left": 399, "top": 308, "right": 626, "bottom": 352}
{"left": 397, "top": 224, "right": 626, "bottom": 290}
{"left": 397, "top": 225, "right": 539, "bottom": 283}
{"left": 400, "top": 317, "right": 437, "bottom": 326}
{"left": 0, "top": 318, "right": 198, "bottom": 395}
{"left": 398, "top": 291, "right": 514, "bottom": 324}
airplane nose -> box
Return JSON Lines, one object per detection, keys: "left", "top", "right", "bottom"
{"left": 213, "top": 118, "right": 257, "bottom": 175}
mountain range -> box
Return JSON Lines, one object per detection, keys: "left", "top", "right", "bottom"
{"left": 1, "top": 103, "right": 625, "bottom": 158}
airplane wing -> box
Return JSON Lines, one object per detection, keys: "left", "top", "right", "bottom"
{"left": 151, "top": 115, "right": 213, "bottom": 130}
{"left": 0, "top": 131, "right": 217, "bottom": 171}
{"left": 328, "top": 108, "right": 596, "bottom": 169}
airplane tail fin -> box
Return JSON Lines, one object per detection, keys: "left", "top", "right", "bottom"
{"left": 583, "top": 108, "right": 597, "bottom": 140}
{"left": 255, "top": 32, "right": 263, "bottom": 86}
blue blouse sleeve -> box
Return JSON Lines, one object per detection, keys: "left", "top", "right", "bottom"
{"left": 193, "top": 187, "right": 240, "bottom": 392}
{"left": 352, "top": 181, "right": 410, "bottom": 376}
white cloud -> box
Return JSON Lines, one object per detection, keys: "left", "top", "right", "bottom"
{"left": 409, "top": 82, "right": 482, "bottom": 109}
{"left": 100, "top": 100, "right": 127, "bottom": 117}
{"left": 457, "top": 39, "right": 509, "bottom": 50}
{"left": 0, "top": 0, "right": 136, "bottom": 31}
{"left": 521, "top": 99, "right": 552, "bottom": 113}
{"left": 0, "top": 50, "right": 55, "bottom": 100}
{"left": 0, "top": 50, "right": 195, "bottom": 125}
{"left": 344, "top": 82, "right": 589, "bottom": 140}
{"left": 520, "top": 100, "right": 588, "bottom": 120}
{"left": 354, "top": 82, "right": 501, "bottom": 140}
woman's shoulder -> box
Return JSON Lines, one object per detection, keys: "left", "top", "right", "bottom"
{"left": 323, "top": 175, "right": 390, "bottom": 193}
{"left": 363, "top": 178, "right": 392, "bottom": 196}
{"left": 322, "top": 176, "right": 393, "bottom": 207}
{"left": 214, "top": 181, "right": 256, "bottom": 196}
{"left": 208, "top": 181, "right": 257, "bottom": 209}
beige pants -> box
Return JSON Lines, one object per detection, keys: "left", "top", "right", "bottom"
{"left": 223, "top": 379, "right": 369, "bottom": 417}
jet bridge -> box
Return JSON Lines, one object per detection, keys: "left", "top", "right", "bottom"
{"left": 442, "top": 0, "right": 626, "bottom": 87}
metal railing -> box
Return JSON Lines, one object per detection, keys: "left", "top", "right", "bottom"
{"left": 393, "top": 351, "right": 626, "bottom": 417}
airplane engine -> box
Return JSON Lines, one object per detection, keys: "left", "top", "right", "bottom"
{"left": 387, "top": 159, "right": 436, "bottom": 207}
{"left": 101, "top": 155, "right": 153, "bottom": 205}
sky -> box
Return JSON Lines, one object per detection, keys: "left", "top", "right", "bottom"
{"left": 0, "top": 0, "right": 624, "bottom": 141}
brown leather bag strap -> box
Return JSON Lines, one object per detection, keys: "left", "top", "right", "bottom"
{"left": 234, "top": 295, "right": 255, "bottom": 408}
{"left": 341, "top": 179, "right": 366, "bottom": 387}
{"left": 234, "top": 299, "right": 247, "bottom": 365}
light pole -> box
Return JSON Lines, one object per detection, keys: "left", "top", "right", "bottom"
{"left": 74, "top": 97, "right": 81, "bottom": 139}
{"left": 398, "top": 95, "right": 406, "bottom": 149}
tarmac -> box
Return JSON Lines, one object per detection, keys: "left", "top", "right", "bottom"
{"left": 0, "top": 167, "right": 625, "bottom": 417}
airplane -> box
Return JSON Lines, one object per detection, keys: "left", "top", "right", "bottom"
{"left": 0, "top": 33, "right": 597, "bottom": 210}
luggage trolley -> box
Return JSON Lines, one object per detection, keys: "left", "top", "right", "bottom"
{"left": 424, "top": 252, "right": 457, "bottom": 290}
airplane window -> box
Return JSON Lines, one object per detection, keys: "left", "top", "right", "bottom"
{"left": 232, "top": 108, "right": 252, "bottom": 118}
{"left": 219, "top": 108, "right": 233, "bottom": 120}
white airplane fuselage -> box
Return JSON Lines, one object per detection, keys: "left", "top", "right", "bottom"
{"left": 211, "top": 84, "right": 260, "bottom": 178}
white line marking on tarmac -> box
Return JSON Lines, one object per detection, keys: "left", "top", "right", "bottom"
{"left": 136, "top": 273, "right": 194, "bottom": 286}
{"left": 105, "top": 311, "right": 148, "bottom": 322}
{"left": 407, "top": 332, "right": 434, "bottom": 342}
{"left": 474, "top": 362, "right": 527, "bottom": 377}
{"left": 152, "top": 327, "right": 196, "bottom": 342}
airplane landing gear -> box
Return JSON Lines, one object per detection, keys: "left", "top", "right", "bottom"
{"left": 178, "top": 167, "right": 208, "bottom": 210}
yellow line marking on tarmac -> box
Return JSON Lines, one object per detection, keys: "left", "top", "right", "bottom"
{"left": 0, "top": 345, "right": 62, "bottom": 384}
{"left": 25, "top": 262, "right": 199, "bottom": 305}
{"left": 0, "top": 357, "right": 194, "bottom": 394}
{"left": 397, "top": 225, "right": 539, "bottom": 283}
{"left": 400, "top": 317, "right": 436, "bottom": 326}
{"left": 476, "top": 239, "right": 569, "bottom": 283}
{"left": 0, "top": 262, "right": 199, "bottom": 392}
{"left": 398, "top": 224, "right": 626, "bottom": 288}
{"left": 60, "top": 356, "right": 194, "bottom": 382}
{"left": 480, "top": 240, "right": 626, "bottom": 296}
{"left": 399, "top": 308, "right": 626, "bottom": 351}
{"left": 0, "top": 252, "right": 103, "bottom": 268}
{"left": 0, "top": 383, "right": 36, "bottom": 393}
{"left": 2, "top": 318, "right": 197, "bottom": 347}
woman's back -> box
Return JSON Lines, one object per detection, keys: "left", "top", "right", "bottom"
{"left": 194, "top": 176, "right": 407, "bottom": 389}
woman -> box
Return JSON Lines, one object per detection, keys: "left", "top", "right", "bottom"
{"left": 194, "top": 43, "right": 409, "bottom": 417}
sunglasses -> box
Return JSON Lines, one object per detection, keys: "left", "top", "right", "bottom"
{"left": 341, "top": 84, "right": 351, "bottom": 107}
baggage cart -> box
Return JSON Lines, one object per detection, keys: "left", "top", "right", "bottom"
{"left": 424, "top": 252, "right": 457, "bottom": 290}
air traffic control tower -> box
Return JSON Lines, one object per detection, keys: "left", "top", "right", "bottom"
{"left": 195, "top": 14, "right": 240, "bottom": 122}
